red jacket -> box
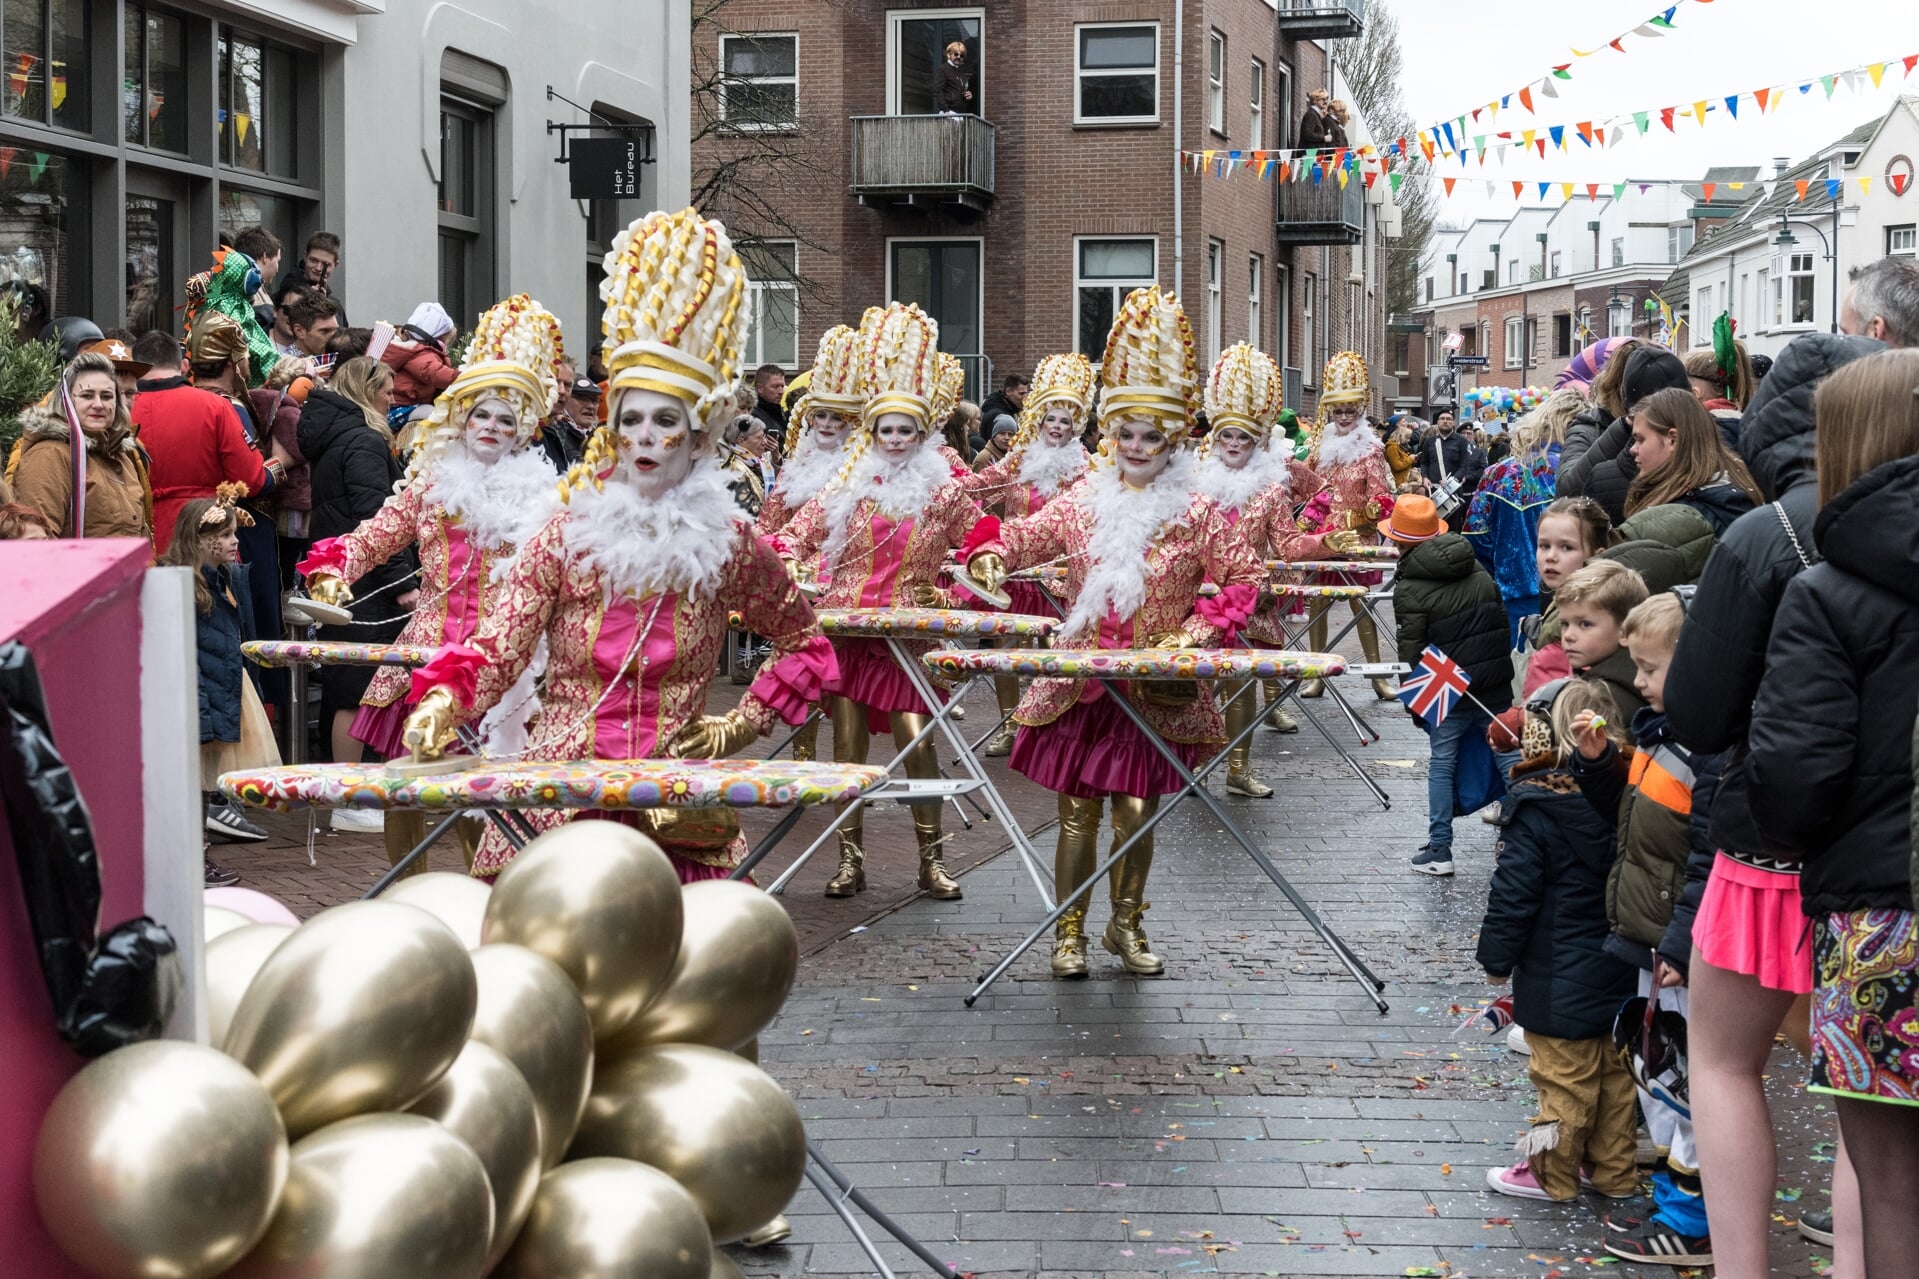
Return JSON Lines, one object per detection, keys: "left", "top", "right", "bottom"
{"left": 380, "top": 335, "right": 458, "bottom": 407}
{"left": 133, "top": 378, "right": 268, "bottom": 555}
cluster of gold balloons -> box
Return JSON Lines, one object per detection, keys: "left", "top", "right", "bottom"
{"left": 33, "top": 821, "right": 805, "bottom": 1278}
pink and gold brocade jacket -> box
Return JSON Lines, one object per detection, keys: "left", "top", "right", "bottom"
{"left": 1305, "top": 449, "right": 1395, "bottom": 583}
{"left": 1219, "top": 460, "right": 1328, "bottom": 646}
{"left": 776, "top": 479, "right": 986, "bottom": 624}
{"left": 959, "top": 453, "right": 1086, "bottom": 520}
{"left": 979, "top": 491, "right": 1266, "bottom": 744}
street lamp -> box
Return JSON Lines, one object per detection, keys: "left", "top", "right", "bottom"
{"left": 1608, "top": 285, "right": 1630, "bottom": 339}
{"left": 1774, "top": 208, "right": 1840, "bottom": 334}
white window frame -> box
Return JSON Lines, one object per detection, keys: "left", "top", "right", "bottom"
{"left": 1205, "top": 238, "right": 1224, "bottom": 364}
{"left": 1504, "top": 315, "right": 1525, "bottom": 369}
{"left": 1075, "top": 21, "right": 1160, "bottom": 126}
{"left": 1272, "top": 60, "right": 1293, "bottom": 148}
{"left": 1274, "top": 262, "right": 1291, "bottom": 370}
{"left": 1574, "top": 305, "right": 1591, "bottom": 354}
{"left": 884, "top": 9, "right": 985, "bottom": 117}
{"left": 1693, "top": 288, "right": 1712, "bottom": 345}
{"left": 718, "top": 32, "right": 799, "bottom": 131}
{"left": 1301, "top": 273, "right": 1316, "bottom": 383}
{"left": 741, "top": 240, "right": 800, "bottom": 369}
{"left": 1786, "top": 251, "right": 1816, "bottom": 327}
{"left": 1668, "top": 224, "right": 1694, "bottom": 263}
{"left": 1889, "top": 224, "right": 1917, "bottom": 257}
{"left": 1609, "top": 296, "right": 1631, "bottom": 338}
{"left": 1247, "top": 253, "right": 1263, "bottom": 350}
{"left": 1248, "top": 58, "right": 1264, "bottom": 149}
{"left": 1756, "top": 267, "right": 1769, "bottom": 329}
{"left": 1206, "top": 30, "right": 1225, "bottom": 135}
{"left": 1611, "top": 237, "right": 1625, "bottom": 268}
{"left": 1073, "top": 235, "right": 1159, "bottom": 362}
{"left": 884, "top": 234, "right": 986, "bottom": 356}
{"left": 1549, "top": 250, "right": 1562, "bottom": 279}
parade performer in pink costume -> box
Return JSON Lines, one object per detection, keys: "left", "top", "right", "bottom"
{"left": 1299, "top": 352, "right": 1396, "bottom": 700}
{"left": 774, "top": 303, "right": 988, "bottom": 901}
{"left": 298, "top": 294, "right": 566, "bottom": 873}
{"left": 401, "top": 209, "right": 835, "bottom": 882}
{"left": 963, "top": 288, "right": 1266, "bottom": 978}
{"left": 756, "top": 324, "right": 862, "bottom": 539}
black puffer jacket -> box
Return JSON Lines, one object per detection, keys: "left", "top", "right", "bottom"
{"left": 1748, "top": 454, "right": 1919, "bottom": 914}
{"left": 1476, "top": 772, "right": 1637, "bottom": 1039}
{"left": 1665, "top": 480, "right": 1755, "bottom": 536}
{"left": 1390, "top": 533, "right": 1513, "bottom": 712}
{"left": 1667, "top": 333, "right": 1883, "bottom": 858}
{"left": 298, "top": 389, "right": 414, "bottom": 626}
{"left": 1558, "top": 349, "right": 1693, "bottom": 524}
{"left": 196, "top": 563, "right": 257, "bottom": 744}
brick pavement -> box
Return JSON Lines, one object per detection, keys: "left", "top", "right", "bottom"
{"left": 221, "top": 664, "right": 1838, "bottom": 1279}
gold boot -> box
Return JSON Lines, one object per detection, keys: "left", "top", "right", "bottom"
{"left": 1102, "top": 796, "right": 1165, "bottom": 975}
{"left": 824, "top": 698, "right": 871, "bottom": 896}
{"left": 384, "top": 811, "right": 429, "bottom": 878}
{"left": 1299, "top": 612, "right": 1331, "bottom": 698}
{"left": 791, "top": 709, "right": 821, "bottom": 763}
{"left": 1263, "top": 679, "right": 1299, "bottom": 733}
{"left": 1353, "top": 605, "right": 1394, "bottom": 700}
{"left": 892, "top": 710, "right": 961, "bottom": 899}
{"left": 1051, "top": 795, "right": 1101, "bottom": 978}
{"left": 1221, "top": 679, "right": 1273, "bottom": 797}
{"left": 985, "top": 675, "right": 1021, "bottom": 756}
{"left": 824, "top": 814, "right": 865, "bottom": 897}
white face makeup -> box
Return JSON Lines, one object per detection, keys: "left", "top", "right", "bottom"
{"left": 613, "top": 388, "right": 705, "bottom": 502}
{"left": 1039, "top": 404, "right": 1079, "bottom": 448}
{"left": 872, "top": 412, "right": 922, "bottom": 461}
{"left": 1213, "top": 425, "right": 1258, "bottom": 469}
{"left": 1112, "top": 417, "right": 1173, "bottom": 488}
{"left": 1327, "top": 404, "right": 1364, "bottom": 436}
{"left": 464, "top": 394, "right": 518, "bottom": 465}
{"left": 808, "top": 408, "right": 851, "bottom": 451}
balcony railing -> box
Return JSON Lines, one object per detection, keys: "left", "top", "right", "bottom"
{"left": 1275, "top": 176, "right": 1365, "bottom": 245}
{"left": 1273, "top": 0, "right": 1364, "bottom": 40}
{"left": 850, "top": 115, "right": 996, "bottom": 212}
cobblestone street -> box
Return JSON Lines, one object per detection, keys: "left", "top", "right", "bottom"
{"left": 231, "top": 667, "right": 1837, "bottom": 1279}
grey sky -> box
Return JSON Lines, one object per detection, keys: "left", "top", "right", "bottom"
{"left": 1379, "top": 0, "right": 1919, "bottom": 226}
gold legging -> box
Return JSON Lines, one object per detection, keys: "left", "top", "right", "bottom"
{"left": 1054, "top": 793, "right": 1158, "bottom": 924}
{"left": 383, "top": 811, "right": 483, "bottom": 878}
{"left": 831, "top": 697, "right": 941, "bottom": 848}
{"left": 1220, "top": 677, "right": 1258, "bottom": 773}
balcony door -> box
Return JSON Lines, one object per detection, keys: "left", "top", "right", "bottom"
{"left": 887, "top": 9, "right": 983, "bottom": 117}
{"left": 888, "top": 238, "right": 982, "bottom": 362}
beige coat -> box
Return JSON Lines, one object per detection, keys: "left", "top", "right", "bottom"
{"left": 9, "top": 403, "right": 152, "bottom": 540}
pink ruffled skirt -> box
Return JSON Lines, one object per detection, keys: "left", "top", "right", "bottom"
{"left": 824, "top": 638, "right": 942, "bottom": 734}
{"left": 351, "top": 698, "right": 418, "bottom": 760}
{"left": 577, "top": 811, "right": 751, "bottom": 885}
{"left": 1693, "top": 853, "right": 1814, "bottom": 995}
{"left": 1009, "top": 690, "right": 1207, "bottom": 800}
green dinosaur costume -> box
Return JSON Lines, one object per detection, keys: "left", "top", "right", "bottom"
{"left": 184, "top": 248, "right": 281, "bottom": 387}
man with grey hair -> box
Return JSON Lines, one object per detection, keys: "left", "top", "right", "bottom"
{"left": 1840, "top": 255, "right": 1919, "bottom": 346}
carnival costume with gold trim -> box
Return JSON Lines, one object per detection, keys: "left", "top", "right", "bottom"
{"left": 1301, "top": 352, "right": 1395, "bottom": 699}
{"left": 963, "top": 288, "right": 1266, "bottom": 977}
{"left": 404, "top": 209, "right": 836, "bottom": 881}
{"left": 773, "top": 303, "right": 986, "bottom": 900}
{"left": 757, "top": 324, "right": 863, "bottom": 537}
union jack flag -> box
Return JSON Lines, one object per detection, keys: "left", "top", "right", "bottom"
{"left": 1398, "top": 645, "right": 1471, "bottom": 726}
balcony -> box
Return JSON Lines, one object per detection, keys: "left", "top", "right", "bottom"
{"left": 1274, "top": 0, "right": 1364, "bottom": 40}
{"left": 1275, "top": 176, "right": 1365, "bottom": 245}
{"left": 850, "top": 115, "right": 996, "bottom": 213}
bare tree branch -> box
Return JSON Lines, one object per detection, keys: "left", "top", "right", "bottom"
{"left": 1331, "top": 6, "right": 1435, "bottom": 314}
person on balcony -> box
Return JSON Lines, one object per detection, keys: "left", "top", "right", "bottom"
{"left": 1298, "top": 89, "right": 1336, "bottom": 150}
{"left": 936, "top": 41, "right": 974, "bottom": 115}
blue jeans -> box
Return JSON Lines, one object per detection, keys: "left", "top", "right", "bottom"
{"left": 1424, "top": 705, "right": 1492, "bottom": 854}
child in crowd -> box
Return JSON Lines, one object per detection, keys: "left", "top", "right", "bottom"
{"left": 1381, "top": 494, "right": 1514, "bottom": 877}
{"left": 1570, "top": 593, "right": 1721, "bottom": 1267}
{"left": 1555, "top": 560, "right": 1649, "bottom": 722}
{"left": 1478, "top": 677, "right": 1641, "bottom": 1202}
{"left": 160, "top": 491, "right": 282, "bottom": 886}
{"left": 1522, "top": 496, "right": 1615, "bottom": 696}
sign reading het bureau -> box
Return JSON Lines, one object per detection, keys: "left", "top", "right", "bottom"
{"left": 568, "top": 138, "right": 641, "bottom": 200}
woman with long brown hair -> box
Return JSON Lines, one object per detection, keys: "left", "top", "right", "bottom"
{"left": 10, "top": 351, "right": 152, "bottom": 539}
{"left": 1622, "top": 386, "right": 1761, "bottom": 532}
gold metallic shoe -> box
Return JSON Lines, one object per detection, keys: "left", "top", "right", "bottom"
{"left": 742, "top": 1215, "right": 792, "bottom": 1247}
{"left": 1353, "top": 610, "right": 1395, "bottom": 700}
{"left": 1102, "top": 899, "right": 1165, "bottom": 975}
{"left": 1370, "top": 676, "right": 1397, "bottom": 700}
{"left": 984, "top": 722, "right": 1018, "bottom": 757}
{"left": 1300, "top": 613, "right": 1330, "bottom": 697}
{"left": 914, "top": 824, "right": 962, "bottom": 899}
{"left": 1226, "top": 768, "right": 1274, "bottom": 798}
{"left": 824, "top": 824, "right": 865, "bottom": 897}
{"left": 1051, "top": 917, "right": 1090, "bottom": 979}
{"left": 1266, "top": 704, "right": 1300, "bottom": 733}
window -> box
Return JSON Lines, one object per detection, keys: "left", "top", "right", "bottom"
{"left": 1075, "top": 237, "right": 1156, "bottom": 360}
{"left": 1274, "top": 263, "right": 1290, "bottom": 370}
{"left": 1756, "top": 268, "right": 1768, "bottom": 327}
{"left": 1424, "top": 276, "right": 1434, "bottom": 304}
{"left": 1551, "top": 313, "right": 1571, "bottom": 358}
{"left": 1693, "top": 288, "right": 1712, "bottom": 344}
{"left": 1206, "top": 30, "right": 1225, "bottom": 135}
{"left": 890, "top": 239, "right": 983, "bottom": 357}
{"left": 1203, "top": 239, "right": 1223, "bottom": 364}
{"left": 123, "top": 5, "right": 187, "bottom": 154}
{"left": 218, "top": 33, "right": 296, "bottom": 177}
{"left": 1504, "top": 315, "right": 1525, "bottom": 369}
{"left": 3, "top": 0, "right": 88, "bottom": 131}
{"left": 1301, "top": 273, "right": 1316, "bottom": 380}
{"left": 1738, "top": 272, "right": 1750, "bottom": 327}
{"left": 1609, "top": 295, "right": 1631, "bottom": 337}
{"left": 1076, "top": 23, "right": 1158, "bottom": 124}
{"left": 740, "top": 241, "right": 798, "bottom": 369}
{"left": 1889, "top": 225, "right": 1917, "bottom": 257}
{"left": 1575, "top": 306, "right": 1591, "bottom": 353}
{"left": 1612, "top": 237, "right": 1625, "bottom": 268}
{"left": 1481, "top": 269, "right": 1494, "bottom": 290}
{"left": 1272, "top": 61, "right": 1292, "bottom": 148}
{"left": 1459, "top": 326, "right": 1476, "bottom": 358}
{"left": 1668, "top": 225, "right": 1694, "bottom": 262}
{"left": 720, "top": 34, "right": 798, "bottom": 128}
{"left": 1391, "top": 332, "right": 1410, "bottom": 377}
{"left": 438, "top": 93, "right": 497, "bottom": 330}
{"left": 1787, "top": 252, "right": 1815, "bottom": 324}
{"left": 1247, "top": 254, "right": 1262, "bottom": 349}
{"left": 1510, "top": 260, "right": 1523, "bottom": 284}
{"left": 1549, "top": 251, "right": 1562, "bottom": 279}
{"left": 888, "top": 12, "right": 981, "bottom": 117}
{"left": 1458, "top": 273, "right": 1468, "bottom": 294}
{"left": 1248, "top": 59, "right": 1264, "bottom": 148}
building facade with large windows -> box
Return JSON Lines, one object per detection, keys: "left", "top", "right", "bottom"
{"left": 0, "top": 0, "right": 686, "bottom": 347}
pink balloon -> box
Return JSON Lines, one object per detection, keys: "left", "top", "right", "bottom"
{"left": 204, "top": 886, "right": 300, "bottom": 927}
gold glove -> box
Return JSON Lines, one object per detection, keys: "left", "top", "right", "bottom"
{"left": 1325, "top": 529, "right": 1364, "bottom": 555}
{"left": 912, "top": 582, "right": 944, "bottom": 609}
{"left": 305, "top": 572, "right": 353, "bottom": 607}
{"left": 1151, "top": 631, "right": 1192, "bottom": 650}
{"left": 1141, "top": 633, "right": 1197, "bottom": 706}
{"left": 1363, "top": 497, "right": 1383, "bottom": 522}
{"left": 967, "top": 552, "right": 1007, "bottom": 596}
{"left": 666, "top": 708, "right": 759, "bottom": 759}
{"left": 402, "top": 687, "right": 458, "bottom": 761}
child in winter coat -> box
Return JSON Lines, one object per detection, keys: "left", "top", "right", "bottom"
{"left": 1521, "top": 496, "right": 1613, "bottom": 696}
{"left": 379, "top": 302, "right": 459, "bottom": 407}
{"left": 1479, "top": 678, "right": 1641, "bottom": 1202}
{"left": 1570, "top": 593, "right": 1722, "bottom": 1268}
{"left": 160, "top": 492, "right": 282, "bottom": 886}
{"left": 1553, "top": 560, "right": 1649, "bottom": 723}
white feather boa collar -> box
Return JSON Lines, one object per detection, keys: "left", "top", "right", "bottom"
{"left": 1315, "top": 418, "right": 1381, "bottom": 470}
{"left": 820, "top": 442, "right": 952, "bottom": 572}
{"left": 1194, "top": 443, "right": 1293, "bottom": 515}
{"left": 565, "top": 461, "right": 744, "bottom": 601}
{"left": 1014, "top": 439, "right": 1089, "bottom": 497}
{"left": 769, "top": 438, "right": 845, "bottom": 508}
{"left": 424, "top": 444, "right": 561, "bottom": 558}
{"left": 1060, "top": 450, "right": 1199, "bottom": 641}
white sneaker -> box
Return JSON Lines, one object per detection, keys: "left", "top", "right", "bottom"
{"left": 1507, "top": 1025, "right": 1531, "bottom": 1056}
{"left": 330, "top": 808, "right": 386, "bottom": 832}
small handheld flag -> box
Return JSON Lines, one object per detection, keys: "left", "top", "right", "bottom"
{"left": 1398, "top": 645, "right": 1472, "bottom": 726}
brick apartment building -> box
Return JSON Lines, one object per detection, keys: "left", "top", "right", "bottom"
{"left": 695, "top": 0, "right": 1396, "bottom": 415}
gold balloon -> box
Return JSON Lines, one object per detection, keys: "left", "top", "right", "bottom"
{"left": 34, "top": 1040, "right": 288, "bottom": 1279}
{"left": 493, "top": 1157, "right": 713, "bottom": 1279}
{"left": 383, "top": 871, "right": 492, "bottom": 949}
{"left": 206, "top": 923, "right": 294, "bottom": 1048}
{"left": 469, "top": 943, "right": 595, "bottom": 1168}
{"left": 480, "top": 821, "right": 683, "bottom": 1040}
{"left": 223, "top": 900, "right": 477, "bottom": 1136}
{"left": 226, "top": 1114, "right": 492, "bottom": 1279}
{"left": 569, "top": 1044, "right": 806, "bottom": 1243}
{"left": 205, "top": 903, "right": 252, "bottom": 941}
{"left": 601, "top": 881, "right": 799, "bottom": 1056}
{"left": 408, "top": 1040, "right": 543, "bottom": 1270}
